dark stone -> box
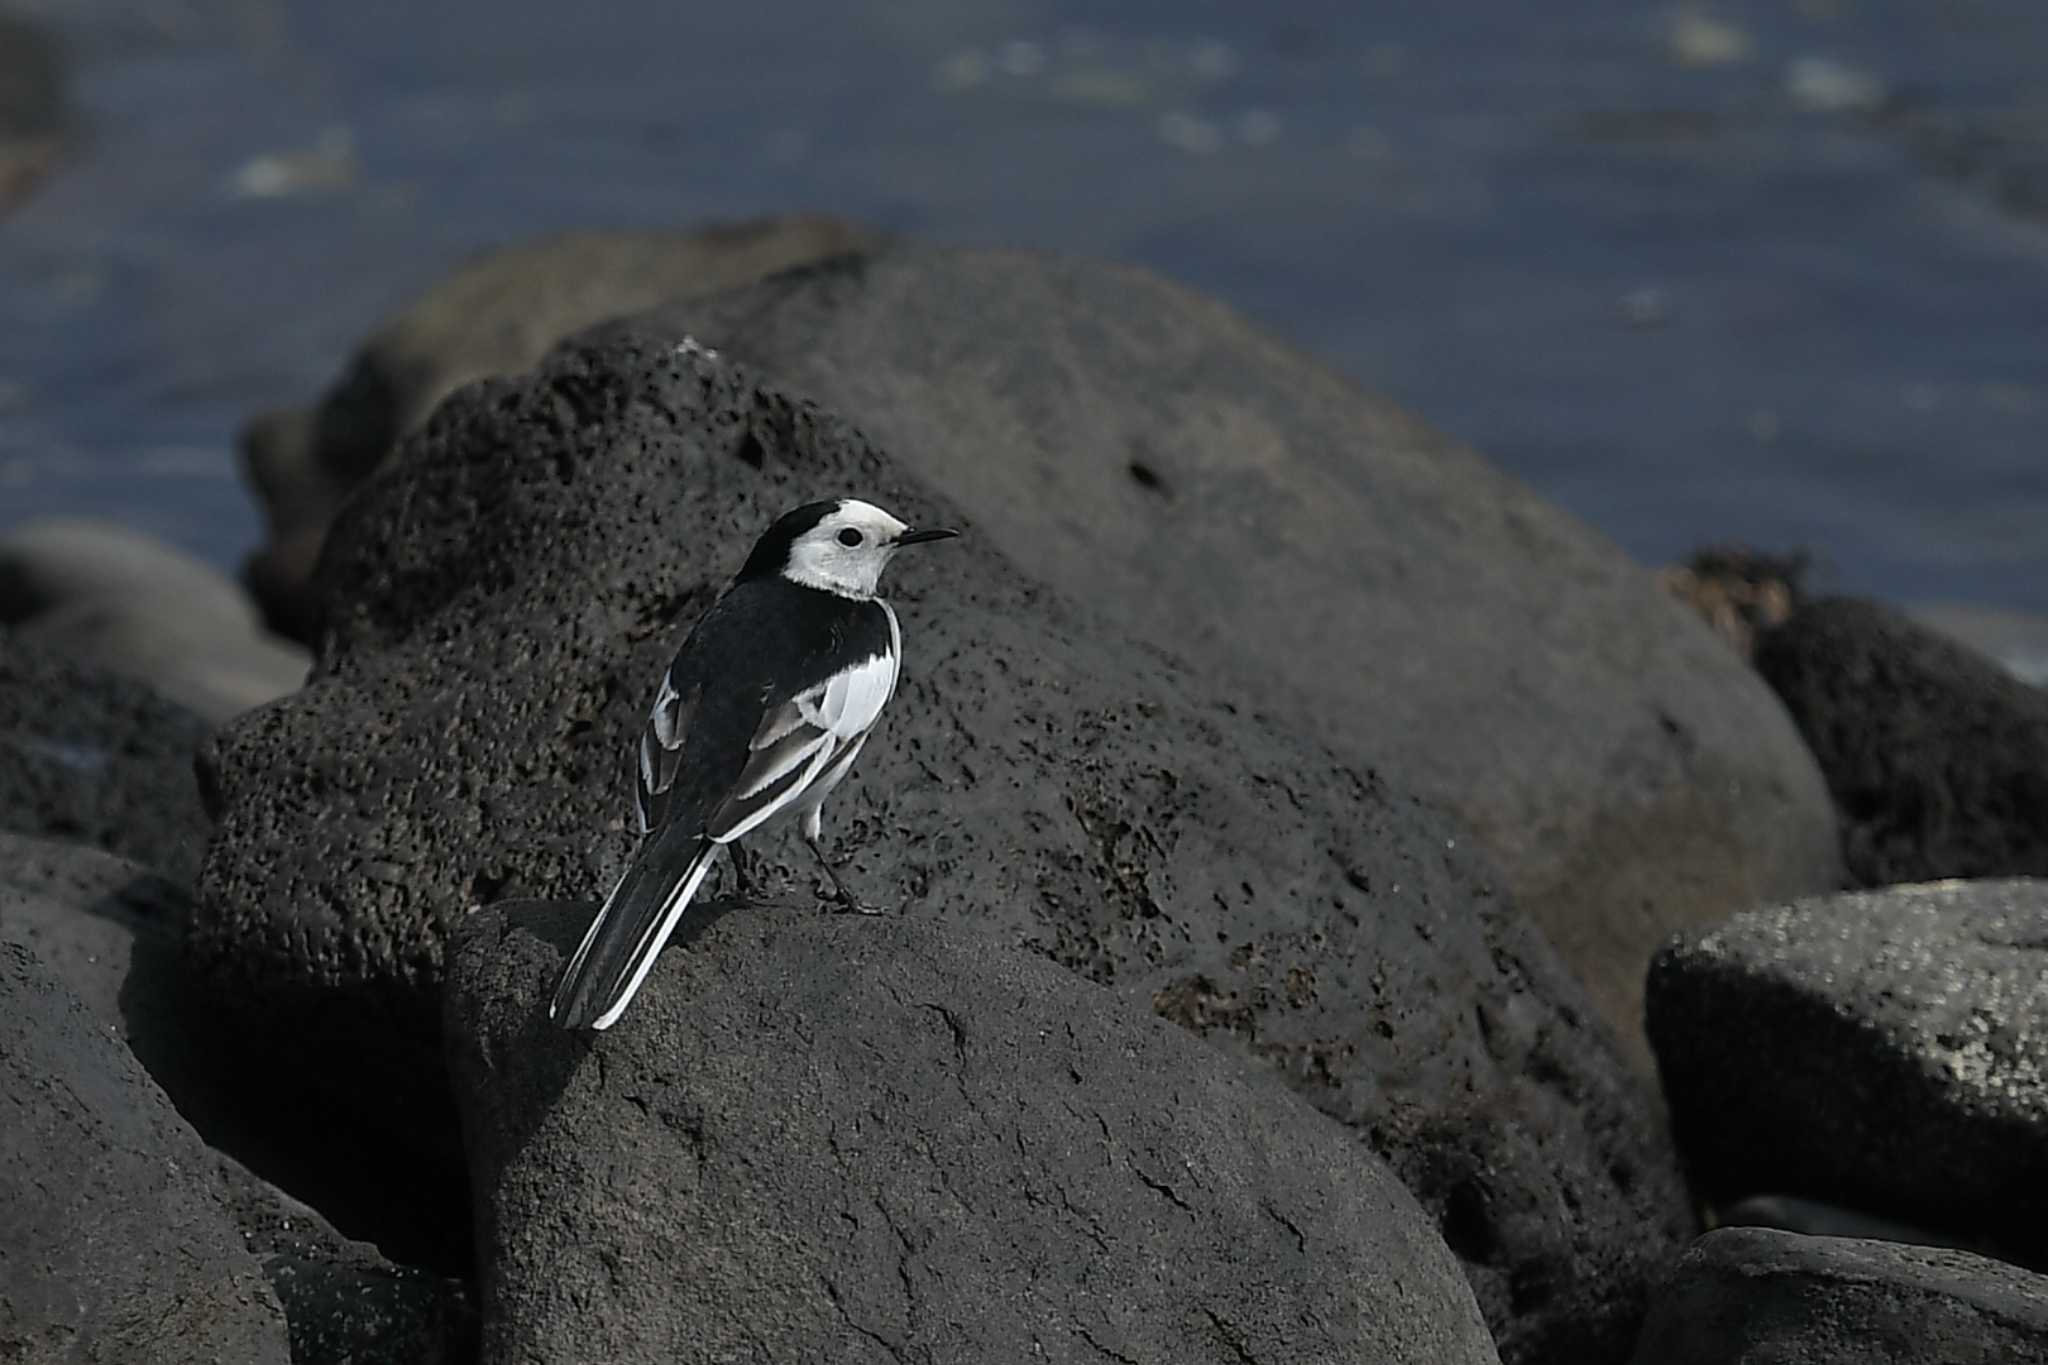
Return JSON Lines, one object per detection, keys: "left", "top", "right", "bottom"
{"left": 238, "top": 217, "right": 886, "bottom": 642}
{"left": 0, "top": 941, "right": 290, "bottom": 1363}
{"left": 658, "top": 245, "right": 1841, "bottom": 1058}
{"left": 1630, "top": 1228, "right": 2048, "bottom": 1365}
{"left": 1647, "top": 878, "right": 2048, "bottom": 1265}
{"left": 211, "top": 1159, "right": 478, "bottom": 1365}
{"left": 0, "top": 831, "right": 477, "bottom": 1314}
{"left": 0, "top": 629, "right": 214, "bottom": 883}
{"left": 448, "top": 901, "right": 1504, "bottom": 1364}
{"left": 194, "top": 333, "right": 1688, "bottom": 1363}
{"left": 1755, "top": 595, "right": 2048, "bottom": 886}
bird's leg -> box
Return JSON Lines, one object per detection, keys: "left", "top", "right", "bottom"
{"left": 802, "top": 809, "right": 882, "bottom": 915}
{"left": 726, "top": 843, "right": 755, "bottom": 900}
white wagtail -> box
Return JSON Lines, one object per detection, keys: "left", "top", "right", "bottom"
{"left": 549, "top": 497, "right": 958, "bottom": 1030}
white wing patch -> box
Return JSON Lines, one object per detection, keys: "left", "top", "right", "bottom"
{"left": 636, "top": 673, "right": 696, "bottom": 834}
{"left": 708, "top": 644, "right": 898, "bottom": 844}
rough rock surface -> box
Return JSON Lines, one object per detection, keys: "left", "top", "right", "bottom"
{"left": 0, "top": 629, "right": 214, "bottom": 882}
{"left": 239, "top": 217, "right": 884, "bottom": 640}
{"left": 1756, "top": 595, "right": 2048, "bottom": 885}
{"left": 1, "top": 518, "right": 308, "bottom": 723}
{"left": 654, "top": 245, "right": 1842, "bottom": 1056}
{"left": 450, "top": 901, "right": 1503, "bottom": 1365}
{"left": 1630, "top": 1228, "right": 2048, "bottom": 1365}
{"left": 0, "top": 941, "right": 291, "bottom": 1364}
{"left": 1648, "top": 878, "right": 2048, "bottom": 1264}
{"left": 195, "top": 332, "right": 1689, "bottom": 1362}
{"left": 0, "top": 831, "right": 475, "bottom": 1332}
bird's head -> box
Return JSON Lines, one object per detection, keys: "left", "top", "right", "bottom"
{"left": 740, "top": 497, "right": 959, "bottom": 599}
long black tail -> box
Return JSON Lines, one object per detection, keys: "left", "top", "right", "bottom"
{"left": 549, "top": 823, "right": 722, "bottom": 1030}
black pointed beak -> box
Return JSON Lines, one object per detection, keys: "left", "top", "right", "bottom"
{"left": 894, "top": 527, "right": 960, "bottom": 547}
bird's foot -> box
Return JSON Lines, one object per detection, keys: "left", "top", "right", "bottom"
{"left": 804, "top": 836, "right": 885, "bottom": 915}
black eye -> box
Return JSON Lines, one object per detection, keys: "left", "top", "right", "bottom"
{"left": 837, "top": 528, "right": 864, "bottom": 547}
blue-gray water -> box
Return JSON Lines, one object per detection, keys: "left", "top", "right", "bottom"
{"left": 3, "top": 0, "right": 2044, "bottom": 609}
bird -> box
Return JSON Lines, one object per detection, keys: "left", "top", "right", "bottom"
{"left": 549, "top": 497, "right": 958, "bottom": 1030}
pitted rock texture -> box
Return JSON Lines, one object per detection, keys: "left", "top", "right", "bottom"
{"left": 1648, "top": 878, "right": 2048, "bottom": 1264}
{"left": 0, "top": 630, "right": 213, "bottom": 883}
{"left": 449, "top": 901, "right": 1504, "bottom": 1365}
{"left": 660, "top": 244, "right": 1843, "bottom": 1054}
{"left": 195, "top": 328, "right": 1687, "bottom": 1363}
{"left": 1755, "top": 595, "right": 2048, "bottom": 886}
{"left": 239, "top": 217, "right": 884, "bottom": 641}
{"left": 0, "top": 941, "right": 290, "bottom": 1364}
{"left": 1630, "top": 1228, "right": 2048, "bottom": 1365}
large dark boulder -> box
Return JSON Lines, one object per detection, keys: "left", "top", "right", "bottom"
{"left": 1630, "top": 1228, "right": 2048, "bottom": 1365}
{"left": 1647, "top": 878, "right": 2048, "bottom": 1265}
{"left": 0, "top": 831, "right": 476, "bottom": 1344}
{"left": 1755, "top": 595, "right": 2048, "bottom": 885}
{"left": 0, "top": 941, "right": 290, "bottom": 1363}
{"left": 194, "top": 333, "right": 1688, "bottom": 1362}
{"left": 449, "top": 901, "right": 1503, "bottom": 1364}
{"left": 658, "top": 246, "right": 1843, "bottom": 1055}
{"left": 0, "top": 629, "right": 214, "bottom": 883}
{"left": 238, "top": 217, "right": 885, "bottom": 641}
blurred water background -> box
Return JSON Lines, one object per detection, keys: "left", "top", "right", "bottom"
{"left": 1, "top": 0, "right": 2043, "bottom": 609}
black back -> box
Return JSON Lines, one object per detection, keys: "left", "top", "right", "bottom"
{"left": 639, "top": 574, "right": 893, "bottom": 833}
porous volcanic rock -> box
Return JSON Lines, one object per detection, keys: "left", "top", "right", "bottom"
{"left": 1648, "top": 878, "right": 2048, "bottom": 1264}
{"left": 1755, "top": 595, "right": 2048, "bottom": 885}
{"left": 0, "top": 629, "right": 214, "bottom": 882}
{"left": 238, "top": 217, "right": 884, "bottom": 640}
{"left": 195, "top": 329, "right": 1688, "bottom": 1362}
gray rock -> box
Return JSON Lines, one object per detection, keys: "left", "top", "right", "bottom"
{"left": 660, "top": 246, "right": 1842, "bottom": 1058}
{"left": 0, "top": 517, "right": 309, "bottom": 723}
{"left": 1630, "top": 1228, "right": 2048, "bottom": 1365}
{"left": 238, "top": 217, "right": 885, "bottom": 641}
{"left": 1756, "top": 596, "right": 2048, "bottom": 885}
{"left": 0, "top": 629, "right": 214, "bottom": 882}
{"left": 1647, "top": 878, "right": 2048, "bottom": 1263}
{"left": 0, "top": 12, "right": 64, "bottom": 216}
{"left": 0, "top": 517, "right": 257, "bottom": 625}
{"left": 195, "top": 333, "right": 1688, "bottom": 1362}
{"left": 0, "top": 831, "right": 477, "bottom": 1355}
{"left": 448, "top": 900, "right": 1504, "bottom": 1365}
{"left": 0, "top": 941, "right": 291, "bottom": 1364}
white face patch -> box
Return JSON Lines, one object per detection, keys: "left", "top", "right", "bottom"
{"left": 781, "top": 499, "right": 912, "bottom": 599}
